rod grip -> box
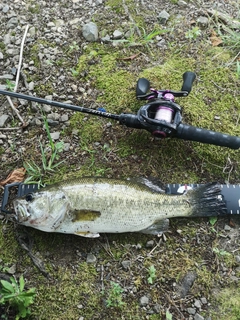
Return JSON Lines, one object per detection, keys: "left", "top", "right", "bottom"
{"left": 176, "top": 124, "right": 240, "bottom": 149}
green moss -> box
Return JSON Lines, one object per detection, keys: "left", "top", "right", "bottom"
{"left": 211, "top": 287, "right": 240, "bottom": 320}
{"left": 28, "top": 3, "right": 41, "bottom": 14}
{"left": 0, "top": 41, "right": 5, "bottom": 51}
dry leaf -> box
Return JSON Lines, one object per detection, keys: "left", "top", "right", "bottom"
{"left": 210, "top": 30, "right": 223, "bottom": 47}
{"left": 0, "top": 168, "right": 26, "bottom": 186}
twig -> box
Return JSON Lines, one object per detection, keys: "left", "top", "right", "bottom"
{"left": 14, "top": 25, "right": 29, "bottom": 93}
{"left": 4, "top": 25, "right": 29, "bottom": 127}
{"left": 6, "top": 96, "right": 25, "bottom": 124}
{"left": 0, "top": 126, "right": 24, "bottom": 131}
{"left": 117, "top": 53, "right": 141, "bottom": 61}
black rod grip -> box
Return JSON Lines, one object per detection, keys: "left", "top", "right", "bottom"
{"left": 181, "top": 71, "right": 196, "bottom": 93}
{"left": 176, "top": 124, "right": 240, "bottom": 149}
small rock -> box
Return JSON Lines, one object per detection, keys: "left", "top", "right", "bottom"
{"left": 146, "top": 240, "right": 154, "bottom": 248}
{"left": 214, "top": 115, "right": 220, "bottom": 120}
{"left": 197, "top": 16, "right": 209, "bottom": 27}
{"left": 200, "top": 297, "right": 207, "bottom": 304}
{"left": 230, "top": 275, "right": 239, "bottom": 282}
{"left": 0, "top": 52, "right": 3, "bottom": 59}
{"left": 200, "top": 297, "right": 207, "bottom": 305}
{"left": 224, "top": 224, "right": 232, "bottom": 231}
{"left": 194, "top": 300, "right": 202, "bottom": 309}
{"left": 7, "top": 264, "right": 16, "bottom": 275}
{"left": 31, "top": 118, "right": 42, "bottom": 126}
{"left": 45, "top": 95, "right": 53, "bottom": 101}
{"left": 86, "top": 253, "right": 97, "bottom": 263}
{"left": 7, "top": 17, "right": 19, "bottom": 29}
{"left": 29, "top": 26, "right": 36, "bottom": 37}
{"left": 158, "top": 10, "right": 170, "bottom": 24}
{"left": 42, "top": 105, "right": 52, "bottom": 113}
{"left": 50, "top": 132, "right": 60, "bottom": 140}
{"left": 0, "top": 115, "right": 10, "bottom": 127}
{"left": 194, "top": 313, "right": 204, "bottom": 320}
{"left": 60, "top": 114, "right": 69, "bottom": 122}
{"left": 47, "top": 119, "right": 59, "bottom": 126}
{"left": 28, "top": 81, "right": 35, "bottom": 91}
{"left": 0, "top": 134, "right": 7, "bottom": 139}
{"left": 235, "top": 255, "right": 240, "bottom": 264}
{"left": 187, "top": 307, "right": 196, "bottom": 315}
{"left": 63, "top": 143, "right": 70, "bottom": 152}
{"left": 112, "top": 30, "right": 123, "bottom": 39}
{"left": 47, "top": 113, "right": 60, "bottom": 121}
{"left": 139, "top": 295, "right": 149, "bottom": 306}
{"left": 157, "top": 39, "right": 167, "bottom": 48}
{"left": 153, "top": 303, "right": 161, "bottom": 313}
{"left": 82, "top": 22, "right": 98, "bottom": 42}
{"left": 121, "top": 260, "right": 131, "bottom": 270}
{"left": 177, "top": 271, "right": 197, "bottom": 298}
{"left": 0, "top": 139, "right": 3, "bottom": 145}
{"left": 2, "top": 4, "right": 10, "bottom": 13}
{"left": 178, "top": 0, "right": 187, "bottom": 7}
{"left": 101, "top": 35, "right": 111, "bottom": 43}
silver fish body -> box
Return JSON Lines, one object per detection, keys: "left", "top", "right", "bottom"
{"left": 13, "top": 177, "right": 227, "bottom": 238}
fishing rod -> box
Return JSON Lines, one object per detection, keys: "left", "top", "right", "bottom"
{"left": 0, "top": 71, "right": 240, "bottom": 149}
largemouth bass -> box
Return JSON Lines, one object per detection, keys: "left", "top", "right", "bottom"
{"left": 13, "top": 177, "right": 227, "bottom": 238}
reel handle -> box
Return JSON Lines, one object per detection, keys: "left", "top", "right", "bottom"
{"left": 181, "top": 71, "right": 196, "bottom": 94}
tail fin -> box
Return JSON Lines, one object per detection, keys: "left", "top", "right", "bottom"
{"left": 188, "top": 183, "right": 227, "bottom": 217}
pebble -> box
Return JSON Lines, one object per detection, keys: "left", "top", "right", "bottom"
{"left": 178, "top": 271, "right": 197, "bottom": 298}
{"left": 86, "top": 253, "right": 97, "bottom": 263}
{"left": 194, "top": 313, "right": 204, "bottom": 320}
{"left": 50, "top": 132, "right": 60, "bottom": 140}
{"left": 146, "top": 240, "right": 154, "bottom": 248}
{"left": 63, "top": 143, "right": 70, "bottom": 151}
{"left": 224, "top": 224, "right": 232, "bottom": 231}
{"left": 113, "top": 30, "right": 123, "bottom": 39}
{"left": 7, "top": 264, "right": 16, "bottom": 274}
{"left": 60, "top": 114, "right": 69, "bottom": 122}
{"left": 47, "top": 119, "right": 59, "bottom": 126}
{"left": 28, "top": 81, "right": 35, "bottom": 91}
{"left": 236, "top": 255, "right": 240, "bottom": 263}
{"left": 82, "top": 22, "right": 98, "bottom": 42}
{"left": 139, "top": 295, "right": 149, "bottom": 306}
{"left": 2, "top": 5, "right": 10, "bottom": 13}
{"left": 200, "top": 297, "right": 207, "bottom": 304}
{"left": 153, "top": 303, "right": 161, "bottom": 313}
{"left": 0, "top": 115, "right": 10, "bottom": 127}
{"left": 42, "top": 105, "right": 52, "bottom": 113}
{"left": 121, "top": 260, "right": 131, "bottom": 270}
{"left": 187, "top": 307, "right": 196, "bottom": 315}
{"left": 157, "top": 10, "right": 170, "bottom": 24}
{"left": 197, "top": 16, "right": 209, "bottom": 27}
{"left": 178, "top": 0, "right": 187, "bottom": 7}
{"left": 194, "top": 300, "right": 202, "bottom": 309}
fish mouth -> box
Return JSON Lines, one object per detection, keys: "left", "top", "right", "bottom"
{"left": 13, "top": 201, "right": 30, "bottom": 222}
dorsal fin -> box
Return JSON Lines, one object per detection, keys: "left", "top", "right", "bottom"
{"left": 128, "top": 177, "right": 166, "bottom": 193}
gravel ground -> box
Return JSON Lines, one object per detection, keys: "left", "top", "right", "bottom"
{"left": 0, "top": 0, "right": 240, "bottom": 319}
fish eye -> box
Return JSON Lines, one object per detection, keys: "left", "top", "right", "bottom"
{"left": 26, "top": 193, "right": 34, "bottom": 202}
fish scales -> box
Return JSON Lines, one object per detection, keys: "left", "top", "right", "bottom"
{"left": 13, "top": 177, "right": 227, "bottom": 238}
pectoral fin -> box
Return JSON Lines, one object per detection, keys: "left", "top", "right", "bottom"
{"left": 140, "top": 219, "right": 169, "bottom": 235}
